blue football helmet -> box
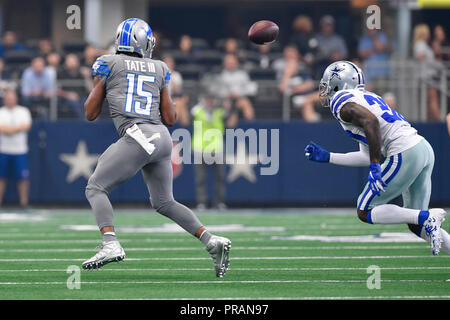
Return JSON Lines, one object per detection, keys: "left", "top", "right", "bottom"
{"left": 319, "top": 60, "right": 365, "bottom": 107}
{"left": 115, "top": 18, "right": 155, "bottom": 58}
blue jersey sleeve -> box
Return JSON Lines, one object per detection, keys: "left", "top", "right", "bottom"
{"left": 92, "top": 56, "right": 112, "bottom": 84}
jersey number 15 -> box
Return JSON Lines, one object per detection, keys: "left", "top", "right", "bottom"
{"left": 125, "top": 73, "right": 155, "bottom": 116}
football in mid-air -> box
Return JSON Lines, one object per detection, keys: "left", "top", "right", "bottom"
{"left": 248, "top": 20, "right": 279, "bottom": 45}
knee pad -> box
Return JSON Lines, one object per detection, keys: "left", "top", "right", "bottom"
{"left": 85, "top": 181, "right": 108, "bottom": 200}
{"left": 152, "top": 198, "right": 176, "bottom": 215}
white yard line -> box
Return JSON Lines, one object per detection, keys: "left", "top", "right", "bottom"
{"left": 0, "top": 255, "right": 449, "bottom": 262}
{"left": 0, "top": 279, "right": 446, "bottom": 285}
{"left": 0, "top": 245, "right": 430, "bottom": 253}
{"left": 0, "top": 266, "right": 448, "bottom": 273}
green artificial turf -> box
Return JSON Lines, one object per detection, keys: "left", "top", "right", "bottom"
{"left": 0, "top": 208, "right": 448, "bottom": 300}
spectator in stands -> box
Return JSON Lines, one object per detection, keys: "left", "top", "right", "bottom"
{"left": 413, "top": 24, "right": 441, "bottom": 121}
{"left": 274, "top": 45, "right": 320, "bottom": 122}
{"left": 289, "top": 15, "right": 318, "bottom": 67}
{"left": 0, "top": 31, "right": 26, "bottom": 57}
{"left": 37, "top": 39, "right": 53, "bottom": 58}
{"left": 432, "top": 25, "right": 449, "bottom": 62}
{"left": 358, "top": 28, "right": 390, "bottom": 92}
{"left": 191, "top": 91, "right": 238, "bottom": 210}
{"left": 163, "top": 56, "right": 190, "bottom": 126}
{"left": 81, "top": 44, "right": 99, "bottom": 69}
{"left": 80, "top": 45, "right": 98, "bottom": 91}
{"left": 255, "top": 43, "right": 273, "bottom": 69}
{"left": 315, "top": 15, "right": 348, "bottom": 79}
{"left": 223, "top": 38, "right": 246, "bottom": 64}
{"left": 21, "top": 56, "right": 54, "bottom": 118}
{"left": 179, "top": 34, "right": 193, "bottom": 54}
{"left": 45, "top": 52, "right": 61, "bottom": 82}
{"left": 0, "top": 58, "right": 16, "bottom": 102}
{"left": 57, "top": 54, "right": 89, "bottom": 119}
{"left": 216, "top": 54, "right": 255, "bottom": 120}
{"left": 0, "top": 89, "right": 32, "bottom": 208}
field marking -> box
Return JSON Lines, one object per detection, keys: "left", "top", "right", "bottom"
{"left": 0, "top": 279, "right": 447, "bottom": 286}
{"left": 0, "top": 245, "right": 431, "bottom": 253}
{"left": 0, "top": 266, "right": 449, "bottom": 273}
{"left": 0, "top": 238, "right": 267, "bottom": 244}
{"left": 0, "top": 255, "right": 449, "bottom": 262}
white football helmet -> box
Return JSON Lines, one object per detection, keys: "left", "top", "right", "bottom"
{"left": 115, "top": 18, "right": 155, "bottom": 58}
{"left": 319, "top": 60, "right": 365, "bottom": 107}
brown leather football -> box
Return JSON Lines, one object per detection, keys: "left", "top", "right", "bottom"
{"left": 248, "top": 20, "right": 279, "bottom": 45}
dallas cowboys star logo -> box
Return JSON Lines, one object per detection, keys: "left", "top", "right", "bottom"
{"left": 329, "top": 66, "right": 344, "bottom": 80}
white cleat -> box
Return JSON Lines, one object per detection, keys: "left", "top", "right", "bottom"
{"left": 82, "top": 240, "right": 125, "bottom": 270}
{"left": 423, "top": 209, "right": 446, "bottom": 255}
{"left": 206, "top": 235, "right": 231, "bottom": 278}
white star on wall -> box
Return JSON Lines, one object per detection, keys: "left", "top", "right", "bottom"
{"left": 227, "top": 141, "right": 258, "bottom": 183}
{"left": 60, "top": 141, "right": 100, "bottom": 183}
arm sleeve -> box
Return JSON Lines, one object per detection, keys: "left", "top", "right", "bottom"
{"left": 329, "top": 143, "right": 370, "bottom": 167}
{"left": 160, "top": 61, "right": 171, "bottom": 89}
{"left": 92, "top": 56, "right": 112, "bottom": 86}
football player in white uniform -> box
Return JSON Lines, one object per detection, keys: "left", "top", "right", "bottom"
{"left": 305, "top": 61, "right": 448, "bottom": 255}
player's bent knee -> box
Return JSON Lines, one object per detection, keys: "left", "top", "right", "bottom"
{"left": 357, "top": 209, "right": 369, "bottom": 223}
{"left": 151, "top": 198, "right": 176, "bottom": 215}
{"left": 85, "top": 182, "right": 107, "bottom": 200}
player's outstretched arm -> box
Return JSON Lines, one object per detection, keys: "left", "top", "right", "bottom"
{"left": 160, "top": 87, "right": 177, "bottom": 126}
{"left": 339, "top": 102, "right": 381, "bottom": 163}
{"left": 340, "top": 102, "right": 386, "bottom": 195}
{"left": 84, "top": 77, "right": 105, "bottom": 121}
{"left": 304, "top": 141, "right": 370, "bottom": 167}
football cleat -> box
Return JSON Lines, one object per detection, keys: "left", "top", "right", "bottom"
{"left": 206, "top": 236, "right": 231, "bottom": 278}
{"left": 423, "top": 208, "right": 446, "bottom": 255}
{"left": 82, "top": 240, "right": 125, "bottom": 270}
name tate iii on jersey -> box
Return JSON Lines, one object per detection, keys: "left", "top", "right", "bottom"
{"left": 82, "top": 18, "right": 231, "bottom": 277}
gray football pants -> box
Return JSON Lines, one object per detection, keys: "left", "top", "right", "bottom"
{"left": 85, "top": 123, "right": 203, "bottom": 235}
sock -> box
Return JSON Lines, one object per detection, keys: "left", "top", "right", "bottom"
{"left": 103, "top": 231, "right": 117, "bottom": 242}
{"left": 199, "top": 230, "right": 212, "bottom": 246}
{"left": 369, "top": 204, "right": 424, "bottom": 224}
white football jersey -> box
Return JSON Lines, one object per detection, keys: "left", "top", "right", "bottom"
{"left": 0, "top": 105, "right": 32, "bottom": 154}
{"left": 330, "top": 88, "right": 422, "bottom": 157}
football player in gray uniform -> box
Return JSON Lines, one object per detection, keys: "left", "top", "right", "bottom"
{"left": 81, "top": 18, "right": 231, "bottom": 277}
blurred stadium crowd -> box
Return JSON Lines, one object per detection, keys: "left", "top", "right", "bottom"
{"left": 0, "top": 14, "right": 448, "bottom": 123}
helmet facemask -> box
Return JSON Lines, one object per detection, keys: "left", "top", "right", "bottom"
{"left": 319, "top": 78, "right": 331, "bottom": 108}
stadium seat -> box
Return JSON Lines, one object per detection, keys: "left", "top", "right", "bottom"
{"left": 177, "top": 64, "right": 205, "bottom": 80}
{"left": 166, "top": 50, "right": 192, "bottom": 65}
{"left": 214, "top": 38, "right": 244, "bottom": 51}
{"left": 249, "top": 67, "right": 276, "bottom": 80}
{"left": 190, "top": 38, "right": 209, "bottom": 51}
{"left": 160, "top": 38, "right": 174, "bottom": 50}
{"left": 4, "top": 50, "right": 33, "bottom": 64}
{"left": 62, "top": 39, "right": 87, "bottom": 54}
{"left": 194, "top": 50, "right": 224, "bottom": 67}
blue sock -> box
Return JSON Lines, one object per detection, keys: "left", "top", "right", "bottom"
{"left": 418, "top": 210, "right": 429, "bottom": 226}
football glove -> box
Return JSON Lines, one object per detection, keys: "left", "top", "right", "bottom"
{"left": 368, "top": 163, "right": 387, "bottom": 196}
{"left": 304, "top": 141, "right": 330, "bottom": 163}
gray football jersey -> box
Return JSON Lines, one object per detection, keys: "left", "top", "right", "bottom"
{"left": 92, "top": 53, "right": 171, "bottom": 136}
